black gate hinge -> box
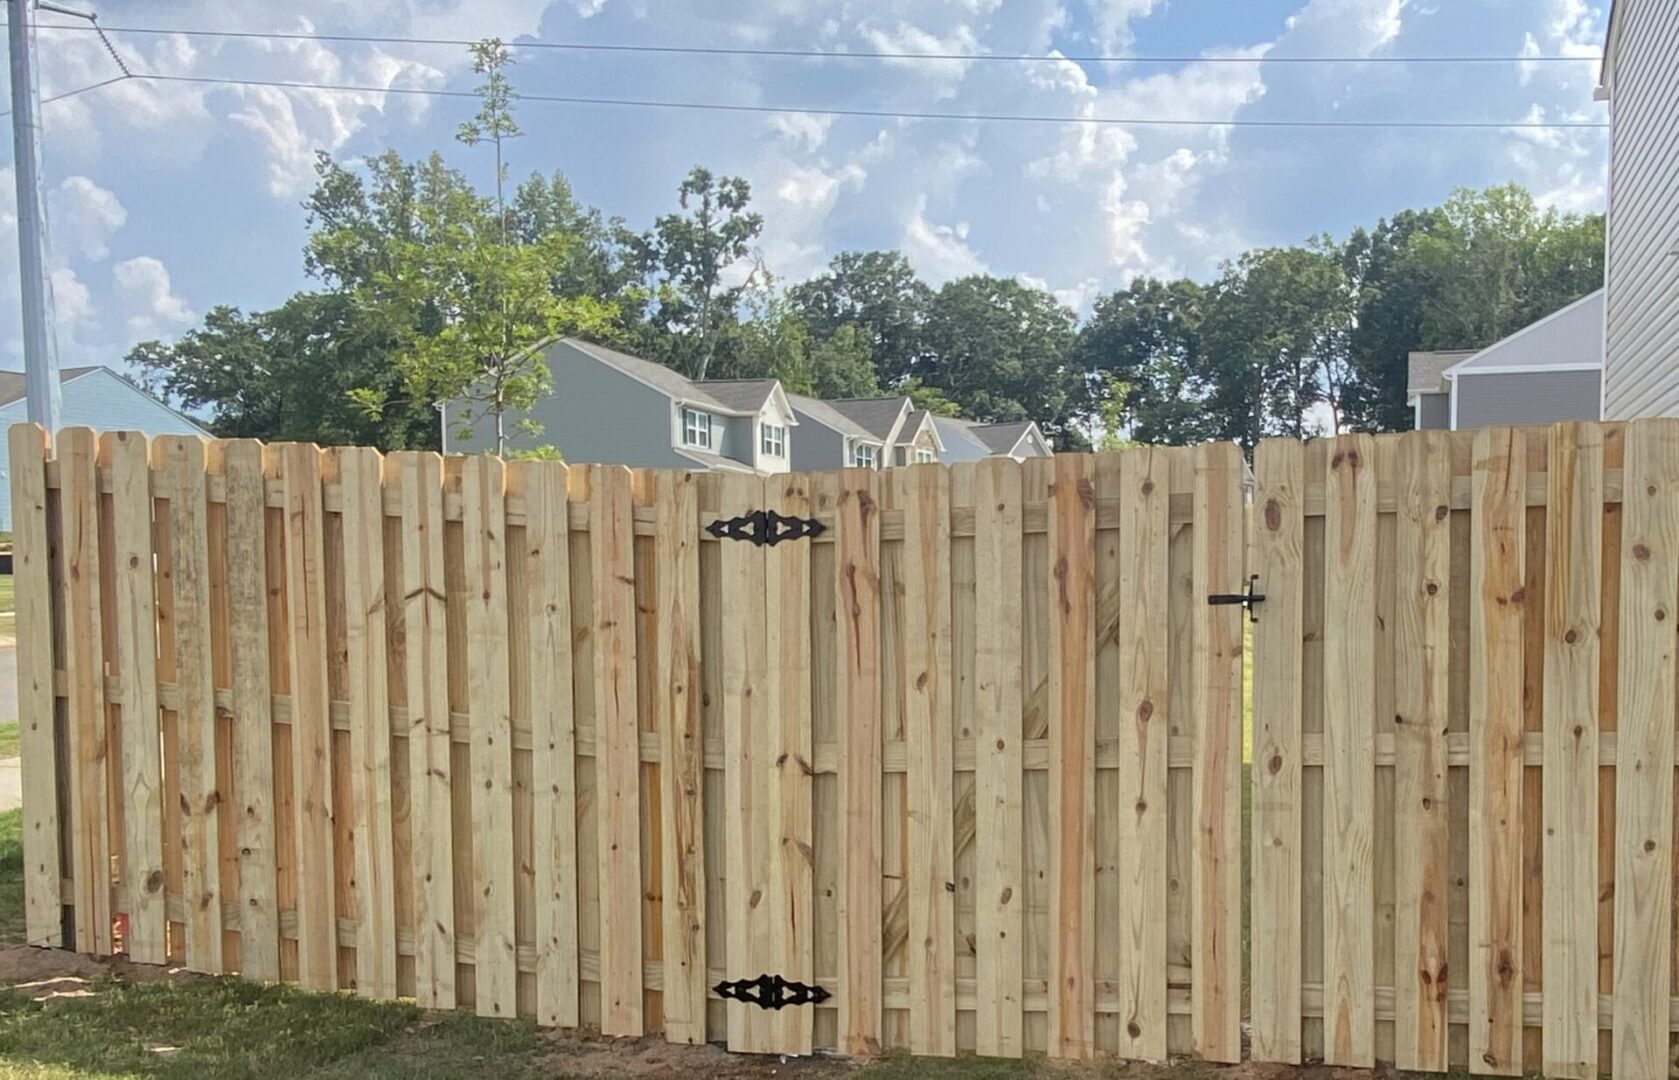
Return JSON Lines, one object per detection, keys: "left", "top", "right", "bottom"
{"left": 714, "top": 973, "right": 831, "bottom": 1010}
{"left": 706, "top": 509, "right": 826, "bottom": 546}
{"left": 1208, "top": 574, "right": 1265, "bottom": 622}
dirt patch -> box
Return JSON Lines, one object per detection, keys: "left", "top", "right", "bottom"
{"left": 0, "top": 942, "right": 205, "bottom": 1000}
{"left": 527, "top": 1029, "right": 854, "bottom": 1079}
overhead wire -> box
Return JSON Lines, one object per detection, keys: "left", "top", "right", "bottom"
{"left": 27, "top": 20, "right": 1601, "bottom": 66}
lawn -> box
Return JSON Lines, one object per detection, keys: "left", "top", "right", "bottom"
{"left": 0, "top": 725, "right": 17, "bottom": 761}
{"left": 0, "top": 811, "right": 1237, "bottom": 1079}
{"left": 0, "top": 572, "right": 15, "bottom": 640}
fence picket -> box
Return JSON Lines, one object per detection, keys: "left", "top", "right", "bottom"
{"left": 971, "top": 457, "right": 1024, "bottom": 1058}
{"left": 1251, "top": 439, "right": 1304, "bottom": 1064}
{"left": 590, "top": 465, "right": 644, "bottom": 1036}
{"left": 7, "top": 425, "right": 59, "bottom": 948}
{"left": 1541, "top": 421, "right": 1603, "bottom": 1080}
{"left": 1466, "top": 428, "right": 1527, "bottom": 1075}
{"left": 59, "top": 427, "right": 110, "bottom": 956}
{"left": 894, "top": 464, "right": 955, "bottom": 1057}
{"left": 338, "top": 447, "right": 396, "bottom": 1000}
{"left": 1322, "top": 433, "right": 1376, "bottom": 1067}
{"left": 1393, "top": 431, "right": 1451, "bottom": 1071}
{"left": 1191, "top": 442, "right": 1243, "bottom": 1063}
{"left": 104, "top": 432, "right": 165, "bottom": 965}
{"left": 834, "top": 467, "right": 883, "bottom": 1056}
{"left": 278, "top": 442, "right": 336, "bottom": 990}
{"left": 1046, "top": 455, "right": 1096, "bottom": 1059}
{"left": 1611, "top": 419, "right": 1679, "bottom": 1075}
{"left": 460, "top": 455, "right": 516, "bottom": 1017}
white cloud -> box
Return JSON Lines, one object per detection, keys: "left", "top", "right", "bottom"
{"left": 51, "top": 268, "right": 95, "bottom": 338}
{"left": 1085, "top": 0, "right": 1164, "bottom": 52}
{"left": 902, "top": 197, "right": 988, "bottom": 282}
{"left": 112, "top": 257, "right": 196, "bottom": 338}
{"left": 48, "top": 177, "right": 126, "bottom": 264}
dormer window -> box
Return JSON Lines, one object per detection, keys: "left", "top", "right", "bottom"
{"left": 760, "top": 422, "right": 786, "bottom": 458}
{"left": 915, "top": 448, "right": 936, "bottom": 464}
{"left": 851, "top": 442, "right": 879, "bottom": 468}
{"left": 682, "top": 407, "right": 712, "bottom": 449}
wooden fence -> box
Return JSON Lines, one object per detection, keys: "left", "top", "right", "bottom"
{"left": 9, "top": 419, "right": 1679, "bottom": 1075}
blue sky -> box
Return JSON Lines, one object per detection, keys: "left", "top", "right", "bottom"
{"left": 0, "top": 0, "right": 1609, "bottom": 371}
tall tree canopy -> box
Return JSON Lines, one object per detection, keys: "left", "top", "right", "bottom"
{"left": 128, "top": 45, "right": 1606, "bottom": 460}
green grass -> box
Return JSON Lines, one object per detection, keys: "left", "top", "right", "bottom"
{"left": 0, "top": 572, "right": 14, "bottom": 639}
{"left": 0, "top": 725, "right": 17, "bottom": 760}
{"left": 1, "top": 809, "right": 21, "bottom": 945}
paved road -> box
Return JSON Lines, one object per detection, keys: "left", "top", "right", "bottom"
{"left": 0, "top": 642, "right": 16, "bottom": 726}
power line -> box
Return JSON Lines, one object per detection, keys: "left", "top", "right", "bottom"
{"left": 136, "top": 72, "right": 1612, "bottom": 130}
{"left": 30, "top": 21, "right": 1601, "bottom": 66}
{"left": 0, "top": 73, "right": 129, "bottom": 118}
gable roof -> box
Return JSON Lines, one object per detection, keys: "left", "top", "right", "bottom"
{"left": 900, "top": 409, "right": 947, "bottom": 453}
{"left": 1407, "top": 350, "right": 1476, "bottom": 396}
{"left": 967, "top": 420, "right": 1038, "bottom": 455}
{"left": 694, "top": 379, "right": 780, "bottom": 413}
{"left": 559, "top": 339, "right": 797, "bottom": 421}
{"left": 0, "top": 364, "right": 103, "bottom": 408}
{"left": 825, "top": 396, "right": 912, "bottom": 441}
{"left": 787, "top": 394, "right": 876, "bottom": 441}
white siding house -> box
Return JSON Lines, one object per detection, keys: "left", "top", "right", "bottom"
{"left": 0, "top": 366, "right": 209, "bottom": 530}
{"left": 1598, "top": 0, "right": 1679, "bottom": 418}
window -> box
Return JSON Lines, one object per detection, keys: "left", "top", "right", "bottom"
{"left": 915, "top": 448, "right": 937, "bottom": 464}
{"left": 851, "top": 442, "right": 879, "bottom": 468}
{"left": 760, "top": 422, "right": 786, "bottom": 457}
{"left": 681, "top": 407, "right": 711, "bottom": 449}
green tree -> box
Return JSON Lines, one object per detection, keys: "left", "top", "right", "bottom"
{"left": 131, "top": 295, "right": 435, "bottom": 448}
{"left": 628, "top": 166, "right": 765, "bottom": 381}
{"left": 457, "top": 39, "right": 521, "bottom": 235}
{"left": 806, "top": 323, "right": 882, "bottom": 398}
{"left": 1075, "top": 277, "right": 1217, "bottom": 445}
{"left": 917, "top": 276, "right": 1085, "bottom": 447}
{"left": 788, "top": 250, "right": 929, "bottom": 385}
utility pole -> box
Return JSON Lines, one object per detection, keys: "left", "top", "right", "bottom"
{"left": 8, "top": 0, "right": 62, "bottom": 430}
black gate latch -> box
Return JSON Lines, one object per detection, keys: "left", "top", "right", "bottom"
{"left": 1207, "top": 574, "right": 1265, "bottom": 622}
{"left": 706, "top": 509, "right": 826, "bottom": 547}
{"left": 714, "top": 974, "right": 831, "bottom": 1010}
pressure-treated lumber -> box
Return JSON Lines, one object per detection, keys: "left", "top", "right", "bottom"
{"left": 1611, "top": 419, "right": 1679, "bottom": 1077}
{"left": 1250, "top": 439, "right": 1304, "bottom": 1064}
{"left": 1392, "top": 431, "right": 1451, "bottom": 1071}
{"left": 1467, "top": 427, "right": 1526, "bottom": 1076}
{"left": 1322, "top": 433, "right": 1376, "bottom": 1067}
{"left": 1541, "top": 422, "right": 1602, "bottom": 1080}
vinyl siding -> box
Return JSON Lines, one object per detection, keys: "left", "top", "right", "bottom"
{"left": 453, "top": 341, "right": 700, "bottom": 468}
{"left": 1453, "top": 369, "right": 1604, "bottom": 430}
{"left": 788, "top": 417, "right": 845, "bottom": 471}
{"left": 1603, "top": 0, "right": 1679, "bottom": 418}
{"left": 1415, "top": 393, "right": 1450, "bottom": 430}
{"left": 0, "top": 368, "right": 207, "bottom": 530}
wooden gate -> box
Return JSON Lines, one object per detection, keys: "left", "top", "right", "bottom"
{"left": 710, "top": 472, "right": 818, "bottom": 1056}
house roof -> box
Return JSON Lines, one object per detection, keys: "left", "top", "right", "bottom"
{"left": 0, "top": 365, "right": 103, "bottom": 408}
{"left": 1598, "top": 0, "right": 1623, "bottom": 94}
{"left": 694, "top": 379, "right": 780, "bottom": 413}
{"left": 825, "top": 396, "right": 912, "bottom": 440}
{"left": 900, "top": 409, "right": 947, "bottom": 453}
{"left": 966, "top": 420, "right": 1038, "bottom": 455}
{"left": 931, "top": 417, "right": 990, "bottom": 463}
{"left": 787, "top": 393, "right": 877, "bottom": 441}
{"left": 1407, "top": 350, "right": 1476, "bottom": 396}
{"left": 1443, "top": 289, "right": 1605, "bottom": 377}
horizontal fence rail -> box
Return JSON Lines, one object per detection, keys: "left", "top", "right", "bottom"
{"left": 10, "top": 419, "right": 1679, "bottom": 1075}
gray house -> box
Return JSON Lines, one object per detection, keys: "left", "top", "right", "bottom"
{"left": 449, "top": 338, "right": 798, "bottom": 473}
{"left": 933, "top": 417, "right": 1053, "bottom": 463}
{"left": 1598, "top": 0, "right": 1679, "bottom": 419}
{"left": 1409, "top": 290, "right": 1604, "bottom": 431}
{"left": 786, "top": 395, "right": 946, "bottom": 470}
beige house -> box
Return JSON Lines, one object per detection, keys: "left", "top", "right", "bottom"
{"left": 1598, "top": 0, "right": 1679, "bottom": 418}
